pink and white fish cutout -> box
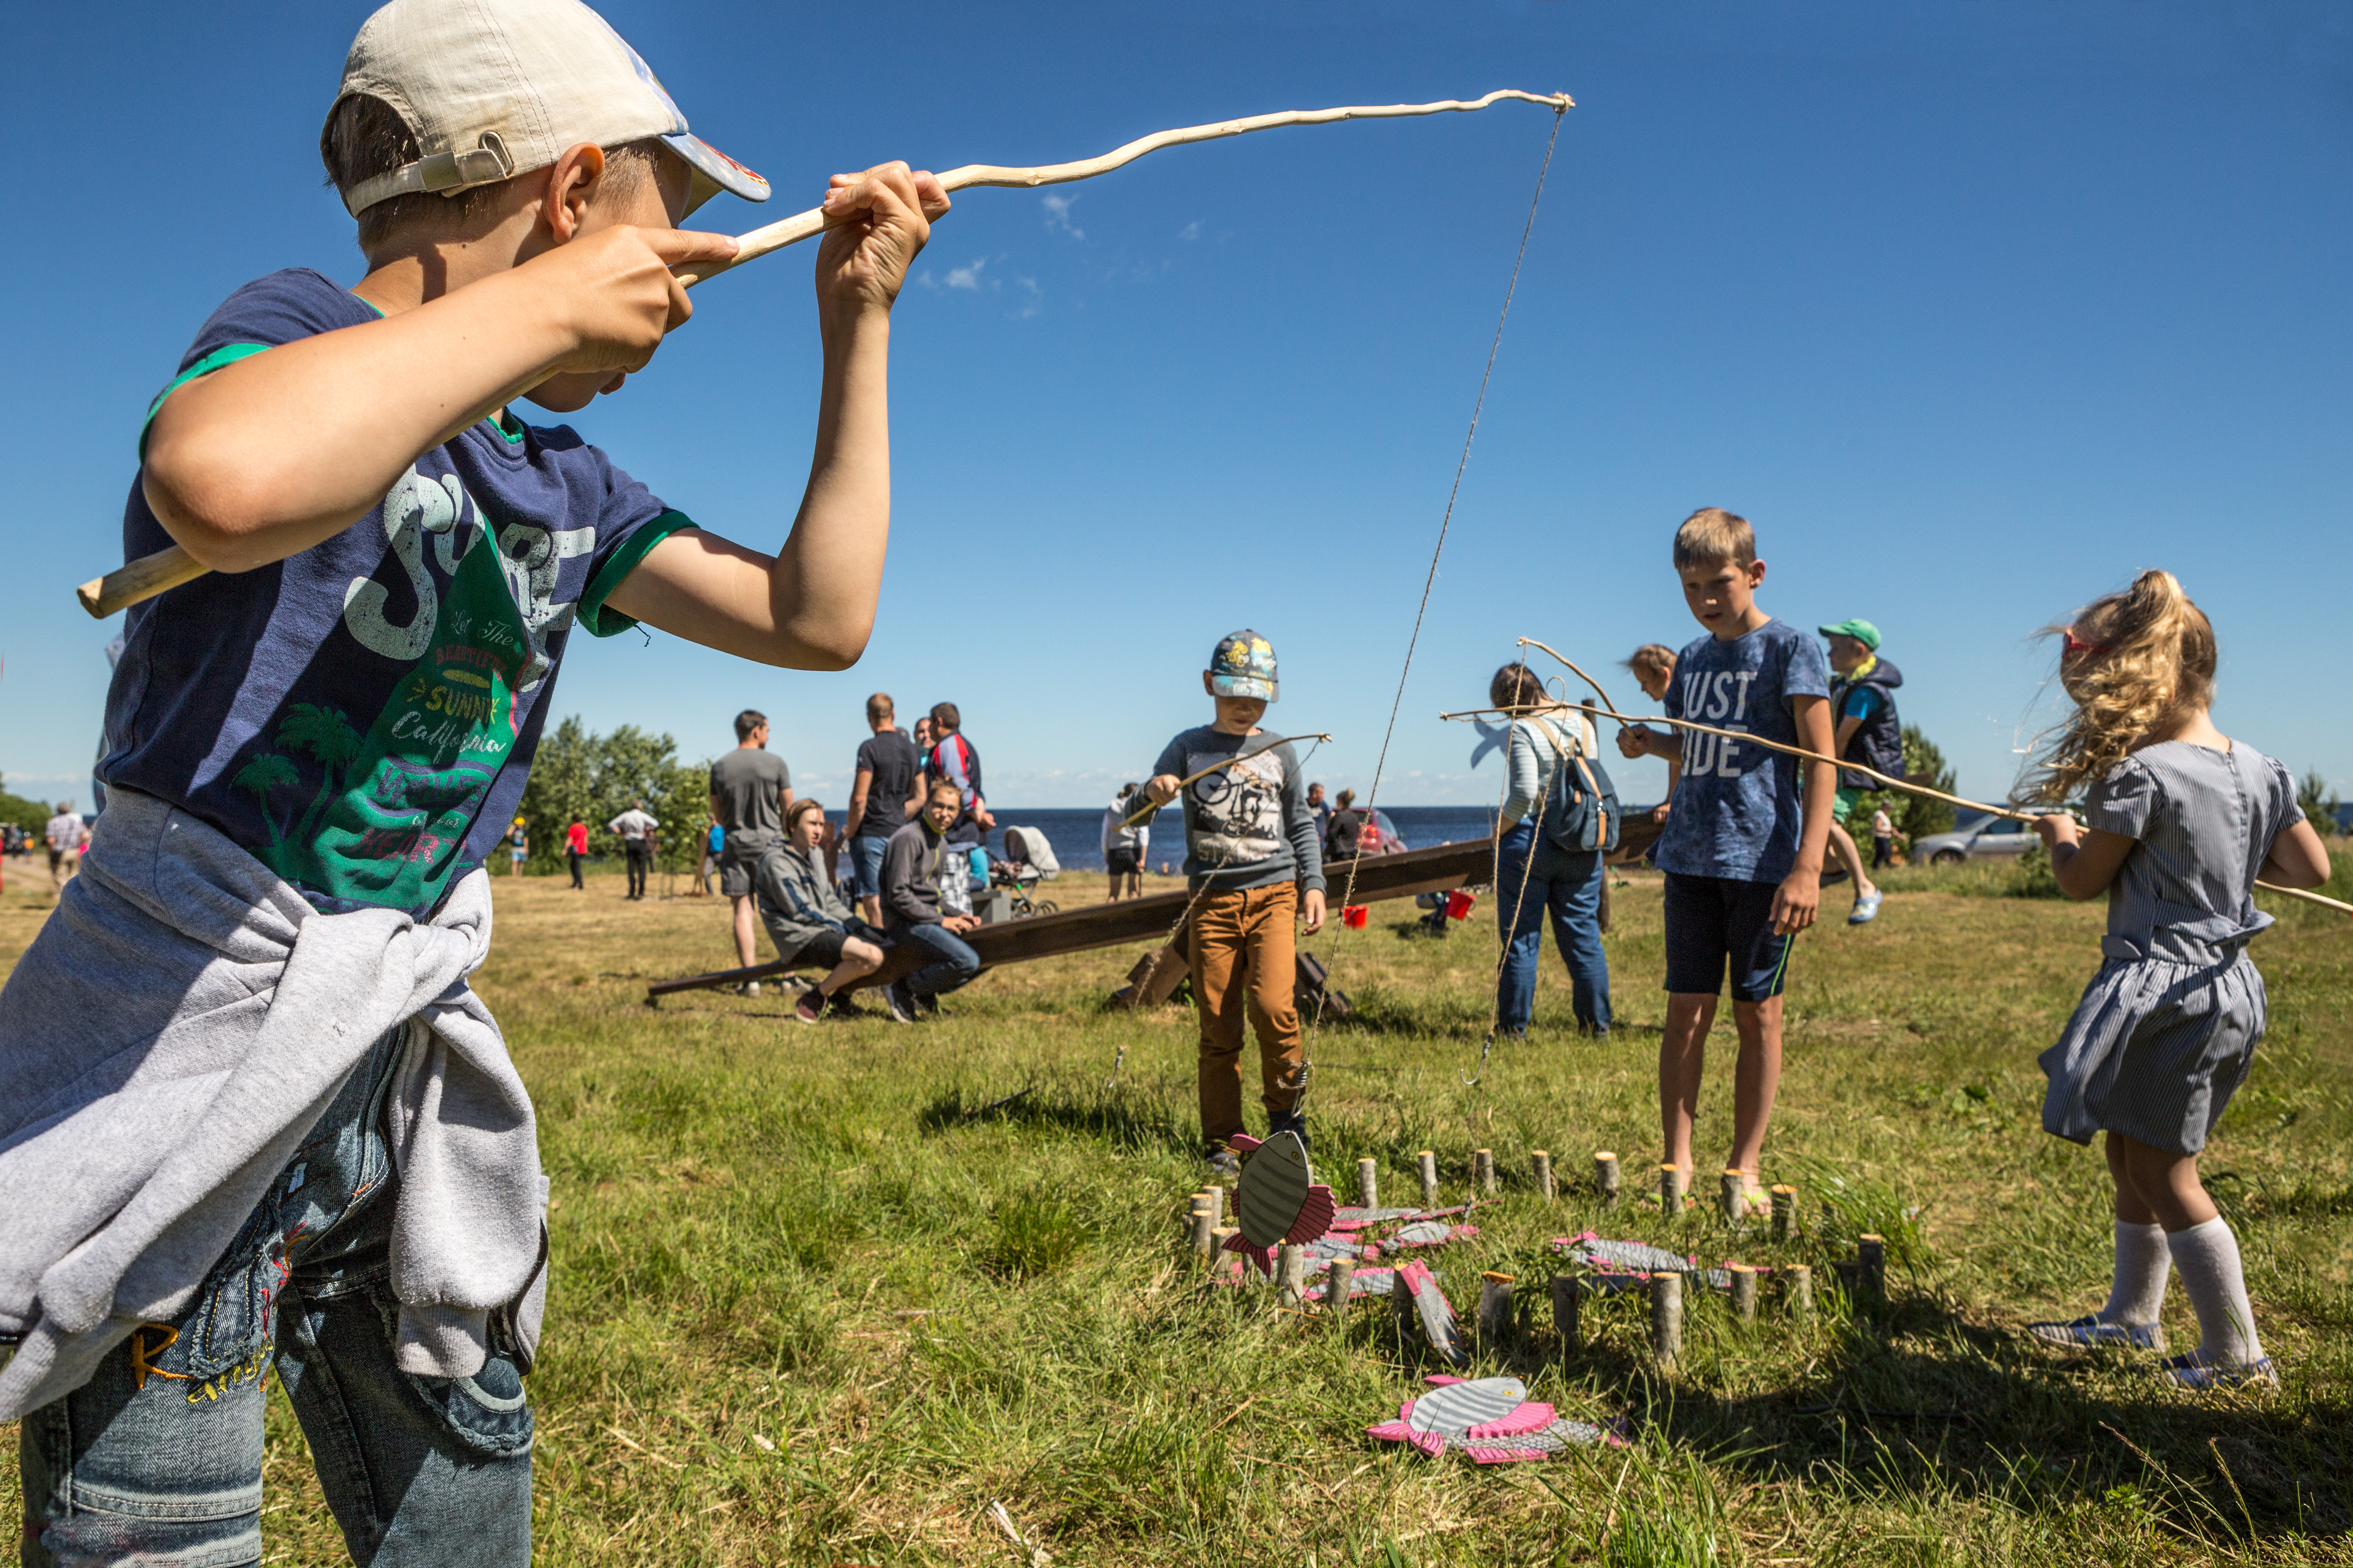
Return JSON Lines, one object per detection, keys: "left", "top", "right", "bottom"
{"left": 1366, "top": 1375, "right": 1622, "bottom": 1464}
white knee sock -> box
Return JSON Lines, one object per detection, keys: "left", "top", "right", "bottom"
{"left": 2098, "top": 1220, "right": 2170, "bottom": 1325}
{"left": 2167, "top": 1217, "right": 2264, "bottom": 1366}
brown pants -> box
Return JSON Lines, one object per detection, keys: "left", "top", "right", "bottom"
{"left": 1190, "top": 883, "right": 1303, "bottom": 1151}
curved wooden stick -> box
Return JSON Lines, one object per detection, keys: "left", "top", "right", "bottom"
{"left": 1437, "top": 703, "right": 2351, "bottom": 918}
{"left": 1514, "top": 636, "right": 1629, "bottom": 722}
{"left": 81, "top": 89, "right": 1570, "bottom": 618}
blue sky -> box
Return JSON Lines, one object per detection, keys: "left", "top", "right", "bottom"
{"left": 5, "top": 1, "right": 2348, "bottom": 815}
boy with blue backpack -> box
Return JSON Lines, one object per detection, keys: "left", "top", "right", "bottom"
{"left": 1489, "top": 662, "right": 1617, "bottom": 1035}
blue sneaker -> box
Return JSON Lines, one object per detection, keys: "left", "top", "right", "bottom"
{"left": 2156, "top": 1353, "right": 2277, "bottom": 1390}
{"left": 883, "top": 980, "right": 918, "bottom": 1024}
{"left": 1848, "top": 888, "right": 1885, "bottom": 925}
{"left": 2026, "top": 1315, "right": 2165, "bottom": 1351}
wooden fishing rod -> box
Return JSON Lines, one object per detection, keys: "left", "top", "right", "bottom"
{"left": 77, "top": 89, "right": 1571, "bottom": 619}
{"left": 1438, "top": 701, "right": 2353, "bottom": 919}
{"left": 1120, "top": 732, "right": 1332, "bottom": 829}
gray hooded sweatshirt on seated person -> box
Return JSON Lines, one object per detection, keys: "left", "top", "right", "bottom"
{"left": 0, "top": 787, "right": 548, "bottom": 1421}
{"left": 753, "top": 839, "right": 859, "bottom": 964}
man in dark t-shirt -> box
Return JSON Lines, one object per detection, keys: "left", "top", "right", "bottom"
{"left": 844, "top": 692, "right": 921, "bottom": 926}
{"left": 710, "top": 708, "right": 792, "bottom": 974}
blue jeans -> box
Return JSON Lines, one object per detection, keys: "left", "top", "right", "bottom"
{"left": 848, "top": 834, "right": 891, "bottom": 900}
{"left": 1494, "top": 820, "right": 1612, "bottom": 1034}
{"left": 899, "top": 921, "right": 982, "bottom": 997}
{"left": 18, "top": 1026, "right": 534, "bottom": 1567}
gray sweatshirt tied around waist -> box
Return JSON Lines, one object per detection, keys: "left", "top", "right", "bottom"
{"left": 0, "top": 788, "right": 548, "bottom": 1421}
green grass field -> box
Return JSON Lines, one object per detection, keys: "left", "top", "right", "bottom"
{"left": 5, "top": 850, "right": 2349, "bottom": 1565}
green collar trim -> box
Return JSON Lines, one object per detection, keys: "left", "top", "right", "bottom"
{"left": 138, "top": 343, "right": 269, "bottom": 459}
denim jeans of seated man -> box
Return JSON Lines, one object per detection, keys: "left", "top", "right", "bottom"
{"left": 900, "top": 920, "right": 982, "bottom": 996}
{"left": 1493, "top": 820, "right": 1613, "bottom": 1034}
{"left": 18, "top": 1023, "right": 535, "bottom": 1568}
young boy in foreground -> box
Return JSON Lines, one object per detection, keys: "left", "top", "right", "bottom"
{"left": 0, "top": 0, "right": 946, "bottom": 1558}
{"left": 1138, "top": 631, "right": 1327, "bottom": 1176}
{"left": 1616, "top": 509, "right": 1833, "bottom": 1209}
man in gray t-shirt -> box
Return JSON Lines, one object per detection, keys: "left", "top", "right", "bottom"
{"left": 710, "top": 709, "right": 794, "bottom": 974}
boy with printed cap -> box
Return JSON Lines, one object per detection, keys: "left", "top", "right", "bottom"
{"left": 1615, "top": 510, "right": 1834, "bottom": 1213}
{"left": 1138, "top": 631, "right": 1328, "bottom": 1176}
{"left": 0, "top": 1, "right": 947, "bottom": 1558}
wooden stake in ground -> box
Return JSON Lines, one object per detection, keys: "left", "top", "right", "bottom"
{"left": 1720, "top": 1169, "right": 1744, "bottom": 1225}
{"left": 1477, "top": 1272, "right": 1515, "bottom": 1348}
{"left": 1858, "top": 1234, "right": 1887, "bottom": 1309}
{"left": 1532, "top": 1149, "right": 1555, "bottom": 1202}
{"left": 1594, "top": 1151, "right": 1622, "bottom": 1207}
{"left": 1728, "top": 1262, "right": 1758, "bottom": 1325}
{"left": 1202, "top": 1186, "right": 1225, "bottom": 1230}
{"left": 1418, "top": 1150, "right": 1440, "bottom": 1209}
{"left": 1356, "top": 1157, "right": 1378, "bottom": 1210}
{"left": 1649, "top": 1273, "right": 1683, "bottom": 1366}
{"left": 1326, "top": 1259, "right": 1354, "bottom": 1313}
{"left": 1782, "top": 1263, "right": 1814, "bottom": 1318}
{"left": 1660, "top": 1164, "right": 1688, "bottom": 1211}
{"left": 1276, "top": 1245, "right": 1308, "bottom": 1310}
{"left": 1188, "top": 1200, "right": 1215, "bottom": 1259}
{"left": 1772, "top": 1184, "right": 1797, "bottom": 1243}
{"left": 1550, "top": 1275, "right": 1581, "bottom": 1349}
{"left": 1474, "top": 1148, "right": 1497, "bottom": 1197}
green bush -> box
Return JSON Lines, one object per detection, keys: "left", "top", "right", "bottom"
{"left": 516, "top": 719, "right": 711, "bottom": 875}
{"left": 0, "top": 784, "right": 50, "bottom": 836}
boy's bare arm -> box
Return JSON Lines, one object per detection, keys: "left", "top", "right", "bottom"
{"left": 606, "top": 164, "right": 950, "bottom": 670}
{"left": 143, "top": 226, "right": 736, "bottom": 574}
{"left": 2262, "top": 818, "right": 2332, "bottom": 890}
{"left": 1772, "top": 694, "right": 1835, "bottom": 934}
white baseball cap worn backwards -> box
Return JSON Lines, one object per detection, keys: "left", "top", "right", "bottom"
{"left": 327, "top": 0, "right": 771, "bottom": 219}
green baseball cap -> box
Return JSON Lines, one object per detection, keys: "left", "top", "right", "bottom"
{"left": 1817, "top": 619, "right": 1882, "bottom": 651}
{"left": 1208, "top": 629, "right": 1279, "bottom": 700}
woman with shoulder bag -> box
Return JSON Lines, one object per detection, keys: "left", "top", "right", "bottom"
{"left": 1490, "top": 662, "right": 1614, "bottom": 1036}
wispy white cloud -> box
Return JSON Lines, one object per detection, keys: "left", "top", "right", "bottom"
{"left": 1042, "top": 194, "right": 1084, "bottom": 239}
{"left": 1177, "top": 219, "right": 1201, "bottom": 241}
{"left": 945, "top": 257, "right": 989, "bottom": 290}
{"left": 1010, "top": 275, "right": 1043, "bottom": 320}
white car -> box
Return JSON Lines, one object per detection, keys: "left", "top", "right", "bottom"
{"left": 1911, "top": 814, "right": 2041, "bottom": 865}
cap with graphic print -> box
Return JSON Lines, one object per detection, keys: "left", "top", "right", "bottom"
{"left": 326, "top": 0, "right": 771, "bottom": 219}
{"left": 1817, "top": 618, "right": 1882, "bottom": 651}
{"left": 1207, "top": 629, "right": 1279, "bottom": 702}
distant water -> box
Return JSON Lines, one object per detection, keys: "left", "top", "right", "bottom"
{"left": 821, "top": 804, "right": 1506, "bottom": 873}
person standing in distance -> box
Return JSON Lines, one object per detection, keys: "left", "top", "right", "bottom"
{"left": 843, "top": 691, "right": 921, "bottom": 928}
{"left": 607, "top": 798, "right": 659, "bottom": 899}
{"left": 44, "top": 802, "right": 84, "bottom": 895}
{"left": 566, "top": 816, "right": 588, "bottom": 890}
{"left": 1102, "top": 783, "right": 1149, "bottom": 901}
{"left": 921, "top": 702, "right": 993, "bottom": 854}
{"left": 711, "top": 708, "right": 793, "bottom": 984}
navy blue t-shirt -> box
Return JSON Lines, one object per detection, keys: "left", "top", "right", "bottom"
{"left": 1655, "top": 618, "right": 1830, "bottom": 884}
{"left": 101, "top": 269, "right": 694, "bottom": 919}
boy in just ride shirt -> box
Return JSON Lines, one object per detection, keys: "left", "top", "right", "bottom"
{"left": 1617, "top": 508, "right": 1834, "bottom": 1213}
{"left": 0, "top": 0, "right": 948, "bottom": 1559}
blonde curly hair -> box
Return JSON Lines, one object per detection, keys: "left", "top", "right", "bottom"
{"left": 2021, "top": 569, "right": 2215, "bottom": 804}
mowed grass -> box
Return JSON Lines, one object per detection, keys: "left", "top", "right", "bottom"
{"left": 4, "top": 850, "right": 2351, "bottom": 1565}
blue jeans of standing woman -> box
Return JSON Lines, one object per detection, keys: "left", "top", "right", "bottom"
{"left": 1494, "top": 819, "right": 1611, "bottom": 1034}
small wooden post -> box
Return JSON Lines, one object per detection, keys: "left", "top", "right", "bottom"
{"left": 1649, "top": 1272, "right": 1683, "bottom": 1365}
{"left": 1594, "top": 1151, "right": 1622, "bottom": 1207}
{"left": 1325, "top": 1259, "right": 1354, "bottom": 1312}
{"left": 1206, "top": 1187, "right": 1225, "bottom": 1229}
{"left": 1276, "top": 1245, "right": 1308, "bottom": 1310}
{"left": 1477, "top": 1272, "right": 1514, "bottom": 1348}
{"left": 1188, "top": 1202, "right": 1215, "bottom": 1258}
{"left": 1728, "top": 1262, "right": 1758, "bottom": 1324}
{"left": 1858, "top": 1234, "right": 1886, "bottom": 1308}
{"left": 1720, "top": 1169, "right": 1744, "bottom": 1224}
{"left": 1659, "top": 1164, "right": 1687, "bottom": 1211}
{"left": 1211, "top": 1225, "right": 1239, "bottom": 1268}
{"left": 1474, "top": 1148, "right": 1496, "bottom": 1197}
{"left": 1356, "top": 1157, "right": 1378, "bottom": 1210}
{"left": 1532, "top": 1150, "right": 1555, "bottom": 1202}
{"left": 1781, "top": 1263, "right": 1814, "bottom": 1317}
{"left": 1771, "top": 1184, "right": 1796, "bottom": 1243}
{"left": 1550, "top": 1274, "right": 1581, "bottom": 1349}
{"left": 1418, "top": 1150, "right": 1439, "bottom": 1209}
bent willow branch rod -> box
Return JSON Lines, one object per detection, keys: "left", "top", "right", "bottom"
{"left": 78, "top": 89, "right": 1572, "bottom": 618}
{"left": 1438, "top": 700, "right": 2353, "bottom": 920}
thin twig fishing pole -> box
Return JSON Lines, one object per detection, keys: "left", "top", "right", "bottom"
{"left": 78, "top": 89, "right": 1572, "bottom": 619}
{"left": 1119, "top": 733, "right": 1331, "bottom": 829}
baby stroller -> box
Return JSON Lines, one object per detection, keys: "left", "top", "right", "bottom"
{"left": 992, "top": 826, "right": 1062, "bottom": 917}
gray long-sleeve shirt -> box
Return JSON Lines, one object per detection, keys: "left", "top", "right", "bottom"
{"left": 1148, "top": 726, "right": 1325, "bottom": 894}
{"left": 752, "top": 840, "right": 857, "bottom": 963}
{"left": 1500, "top": 710, "right": 1597, "bottom": 830}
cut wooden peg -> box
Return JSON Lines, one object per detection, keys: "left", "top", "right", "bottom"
{"left": 1477, "top": 1271, "right": 1514, "bottom": 1347}
{"left": 1326, "top": 1259, "right": 1354, "bottom": 1312}
{"left": 1728, "top": 1262, "right": 1758, "bottom": 1324}
{"left": 1417, "top": 1150, "right": 1439, "bottom": 1208}
{"left": 1659, "top": 1164, "right": 1688, "bottom": 1211}
{"left": 1276, "top": 1244, "right": 1308, "bottom": 1310}
{"left": 1771, "top": 1184, "right": 1796, "bottom": 1243}
{"left": 1356, "top": 1157, "right": 1378, "bottom": 1210}
{"left": 1858, "top": 1234, "right": 1886, "bottom": 1308}
{"left": 1550, "top": 1274, "right": 1581, "bottom": 1349}
{"left": 1188, "top": 1203, "right": 1216, "bottom": 1258}
{"left": 1720, "top": 1168, "right": 1744, "bottom": 1224}
{"left": 1532, "top": 1150, "right": 1555, "bottom": 1202}
{"left": 1594, "top": 1151, "right": 1621, "bottom": 1207}
{"left": 1203, "top": 1186, "right": 1224, "bottom": 1230}
{"left": 1474, "top": 1148, "right": 1496, "bottom": 1196}
{"left": 1781, "top": 1263, "right": 1814, "bottom": 1317}
{"left": 1649, "top": 1272, "right": 1683, "bottom": 1366}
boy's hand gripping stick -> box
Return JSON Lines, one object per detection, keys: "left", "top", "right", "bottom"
{"left": 78, "top": 89, "right": 1572, "bottom": 618}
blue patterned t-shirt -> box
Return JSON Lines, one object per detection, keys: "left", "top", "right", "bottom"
{"left": 100, "top": 269, "right": 695, "bottom": 919}
{"left": 1655, "top": 618, "right": 1830, "bottom": 884}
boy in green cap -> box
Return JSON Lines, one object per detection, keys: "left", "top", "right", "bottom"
{"left": 2, "top": 0, "right": 947, "bottom": 1558}
{"left": 1817, "top": 619, "right": 1904, "bottom": 924}
{"left": 1138, "top": 631, "right": 1328, "bottom": 1174}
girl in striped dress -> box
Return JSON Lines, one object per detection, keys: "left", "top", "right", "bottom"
{"left": 2022, "top": 571, "right": 2330, "bottom": 1388}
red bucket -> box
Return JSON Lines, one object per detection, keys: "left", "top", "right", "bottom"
{"left": 1342, "top": 905, "right": 1369, "bottom": 929}
{"left": 1446, "top": 888, "right": 1477, "bottom": 920}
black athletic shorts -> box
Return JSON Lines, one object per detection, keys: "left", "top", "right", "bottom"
{"left": 791, "top": 929, "right": 851, "bottom": 969}
{"left": 1662, "top": 872, "right": 1794, "bottom": 1002}
{"left": 1105, "top": 846, "right": 1142, "bottom": 877}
